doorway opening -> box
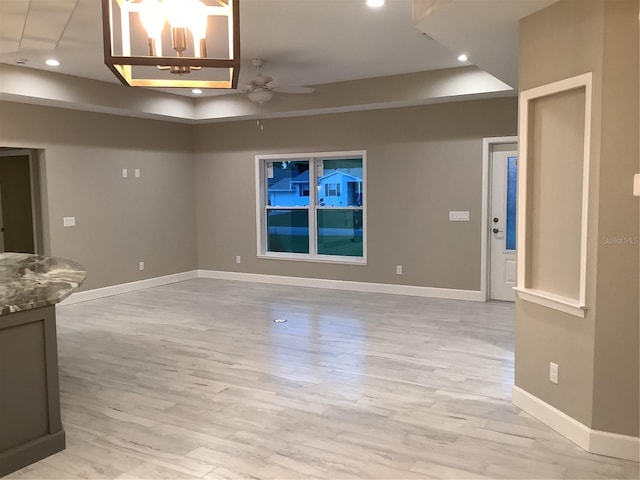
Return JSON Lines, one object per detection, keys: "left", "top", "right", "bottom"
{"left": 0, "top": 148, "right": 45, "bottom": 254}
{"left": 481, "top": 137, "right": 518, "bottom": 301}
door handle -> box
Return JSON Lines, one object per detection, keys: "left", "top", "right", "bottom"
{"left": 492, "top": 228, "right": 503, "bottom": 234}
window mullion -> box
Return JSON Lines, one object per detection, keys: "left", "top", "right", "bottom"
{"left": 309, "top": 158, "right": 317, "bottom": 257}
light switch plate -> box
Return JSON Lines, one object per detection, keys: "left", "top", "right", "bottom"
{"left": 449, "top": 211, "right": 470, "bottom": 221}
{"left": 634, "top": 174, "right": 640, "bottom": 197}
{"left": 63, "top": 216, "right": 76, "bottom": 227}
{"left": 135, "top": 168, "right": 140, "bottom": 178}
{"left": 122, "top": 168, "right": 128, "bottom": 178}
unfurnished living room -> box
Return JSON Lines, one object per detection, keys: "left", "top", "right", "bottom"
{"left": 0, "top": 0, "right": 638, "bottom": 479}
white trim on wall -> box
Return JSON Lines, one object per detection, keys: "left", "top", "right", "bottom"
{"left": 59, "top": 271, "right": 199, "bottom": 306}
{"left": 513, "top": 386, "right": 640, "bottom": 462}
{"left": 198, "top": 270, "right": 483, "bottom": 301}
{"left": 481, "top": 136, "right": 518, "bottom": 301}
{"left": 516, "top": 73, "right": 592, "bottom": 317}
{"left": 59, "top": 269, "right": 485, "bottom": 307}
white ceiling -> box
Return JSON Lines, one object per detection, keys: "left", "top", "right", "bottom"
{"left": 0, "top": 0, "right": 558, "bottom": 122}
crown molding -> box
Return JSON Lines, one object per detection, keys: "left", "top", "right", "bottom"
{"left": 0, "top": 64, "right": 514, "bottom": 124}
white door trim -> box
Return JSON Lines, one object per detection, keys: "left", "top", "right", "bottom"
{"left": 481, "top": 136, "right": 518, "bottom": 301}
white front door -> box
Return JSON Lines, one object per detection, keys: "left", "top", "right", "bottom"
{"left": 490, "top": 148, "right": 518, "bottom": 301}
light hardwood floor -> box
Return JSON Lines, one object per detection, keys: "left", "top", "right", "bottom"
{"left": 7, "top": 279, "right": 639, "bottom": 480}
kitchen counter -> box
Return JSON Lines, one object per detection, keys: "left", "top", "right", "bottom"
{"left": 0, "top": 253, "right": 86, "bottom": 477}
{"left": 0, "top": 252, "right": 86, "bottom": 315}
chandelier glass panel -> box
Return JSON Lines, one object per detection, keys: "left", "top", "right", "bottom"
{"left": 102, "top": 0, "right": 240, "bottom": 88}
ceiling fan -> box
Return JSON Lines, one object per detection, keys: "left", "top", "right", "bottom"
{"left": 243, "top": 59, "right": 315, "bottom": 104}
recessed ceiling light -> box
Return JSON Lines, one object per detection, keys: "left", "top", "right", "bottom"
{"left": 457, "top": 54, "right": 468, "bottom": 62}
{"left": 367, "top": 0, "right": 385, "bottom": 7}
{"left": 45, "top": 59, "right": 60, "bottom": 67}
{"left": 192, "top": 89, "right": 203, "bottom": 94}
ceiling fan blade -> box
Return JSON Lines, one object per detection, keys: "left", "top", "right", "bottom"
{"left": 271, "top": 85, "right": 315, "bottom": 94}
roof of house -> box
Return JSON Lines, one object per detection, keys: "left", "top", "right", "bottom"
{"left": 268, "top": 176, "right": 295, "bottom": 192}
{"left": 319, "top": 170, "right": 362, "bottom": 183}
{"left": 270, "top": 169, "right": 363, "bottom": 192}
{"left": 290, "top": 170, "right": 310, "bottom": 184}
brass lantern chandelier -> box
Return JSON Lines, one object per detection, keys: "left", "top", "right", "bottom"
{"left": 102, "top": 0, "right": 240, "bottom": 89}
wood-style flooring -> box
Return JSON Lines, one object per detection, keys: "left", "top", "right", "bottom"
{"left": 7, "top": 279, "right": 639, "bottom": 479}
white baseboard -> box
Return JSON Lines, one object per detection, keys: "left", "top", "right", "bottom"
{"left": 197, "top": 270, "right": 484, "bottom": 301}
{"left": 513, "top": 386, "right": 640, "bottom": 462}
{"left": 59, "top": 270, "right": 199, "bottom": 306}
{"left": 59, "top": 269, "right": 483, "bottom": 307}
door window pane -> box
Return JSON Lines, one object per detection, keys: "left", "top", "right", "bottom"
{"left": 267, "top": 209, "right": 309, "bottom": 254}
{"left": 317, "top": 158, "right": 363, "bottom": 207}
{"left": 317, "top": 210, "right": 363, "bottom": 257}
{"left": 506, "top": 156, "right": 517, "bottom": 251}
{"left": 267, "top": 161, "right": 310, "bottom": 207}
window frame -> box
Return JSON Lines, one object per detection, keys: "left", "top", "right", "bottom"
{"left": 255, "top": 150, "right": 367, "bottom": 265}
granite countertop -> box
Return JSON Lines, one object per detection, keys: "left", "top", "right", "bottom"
{"left": 0, "top": 253, "right": 86, "bottom": 315}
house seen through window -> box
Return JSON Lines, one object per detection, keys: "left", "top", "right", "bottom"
{"left": 257, "top": 151, "right": 366, "bottom": 262}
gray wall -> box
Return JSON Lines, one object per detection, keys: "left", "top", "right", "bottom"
{"left": 516, "top": 0, "right": 639, "bottom": 437}
{"left": 194, "top": 97, "right": 517, "bottom": 290}
{"left": 591, "top": 0, "right": 639, "bottom": 436}
{"left": 0, "top": 102, "right": 198, "bottom": 290}
{"left": 0, "top": 97, "right": 516, "bottom": 293}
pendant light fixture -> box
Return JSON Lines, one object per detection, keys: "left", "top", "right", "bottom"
{"left": 102, "top": 0, "right": 240, "bottom": 89}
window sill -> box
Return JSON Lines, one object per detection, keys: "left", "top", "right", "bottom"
{"left": 257, "top": 253, "right": 367, "bottom": 266}
{"left": 514, "top": 287, "right": 586, "bottom": 318}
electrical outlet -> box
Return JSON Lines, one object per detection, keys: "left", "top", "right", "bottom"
{"left": 139, "top": 261, "right": 145, "bottom": 271}
{"left": 549, "top": 362, "right": 559, "bottom": 384}
{"left": 236, "top": 255, "right": 241, "bottom": 264}
{"left": 396, "top": 265, "right": 403, "bottom": 275}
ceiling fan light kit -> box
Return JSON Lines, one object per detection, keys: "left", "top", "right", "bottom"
{"left": 247, "top": 88, "right": 274, "bottom": 104}
{"left": 242, "top": 59, "right": 315, "bottom": 130}
{"left": 244, "top": 59, "right": 315, "bottom": 104}
{"left": 102, "top": 0, "right": 240, "bottom": 89}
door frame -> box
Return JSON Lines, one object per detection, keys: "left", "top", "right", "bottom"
{"left": 480, "top": 136, "right": 518, "bottom": 301}
{"left": 0, "top": 148, "right": 44, "bottom": 254}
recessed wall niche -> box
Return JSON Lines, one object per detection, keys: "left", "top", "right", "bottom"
{"left": 515, "top": 73, "right": 592, "bottom": 317}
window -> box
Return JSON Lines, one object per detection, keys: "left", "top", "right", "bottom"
{"left": 256, "top": 151, "right": 366, "bottom": 263}
{"left": 505, "top": 156, "right": 517, "bottom": 251}
{"left": 325, "top": 183, "right": 340, "bottom": 197}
